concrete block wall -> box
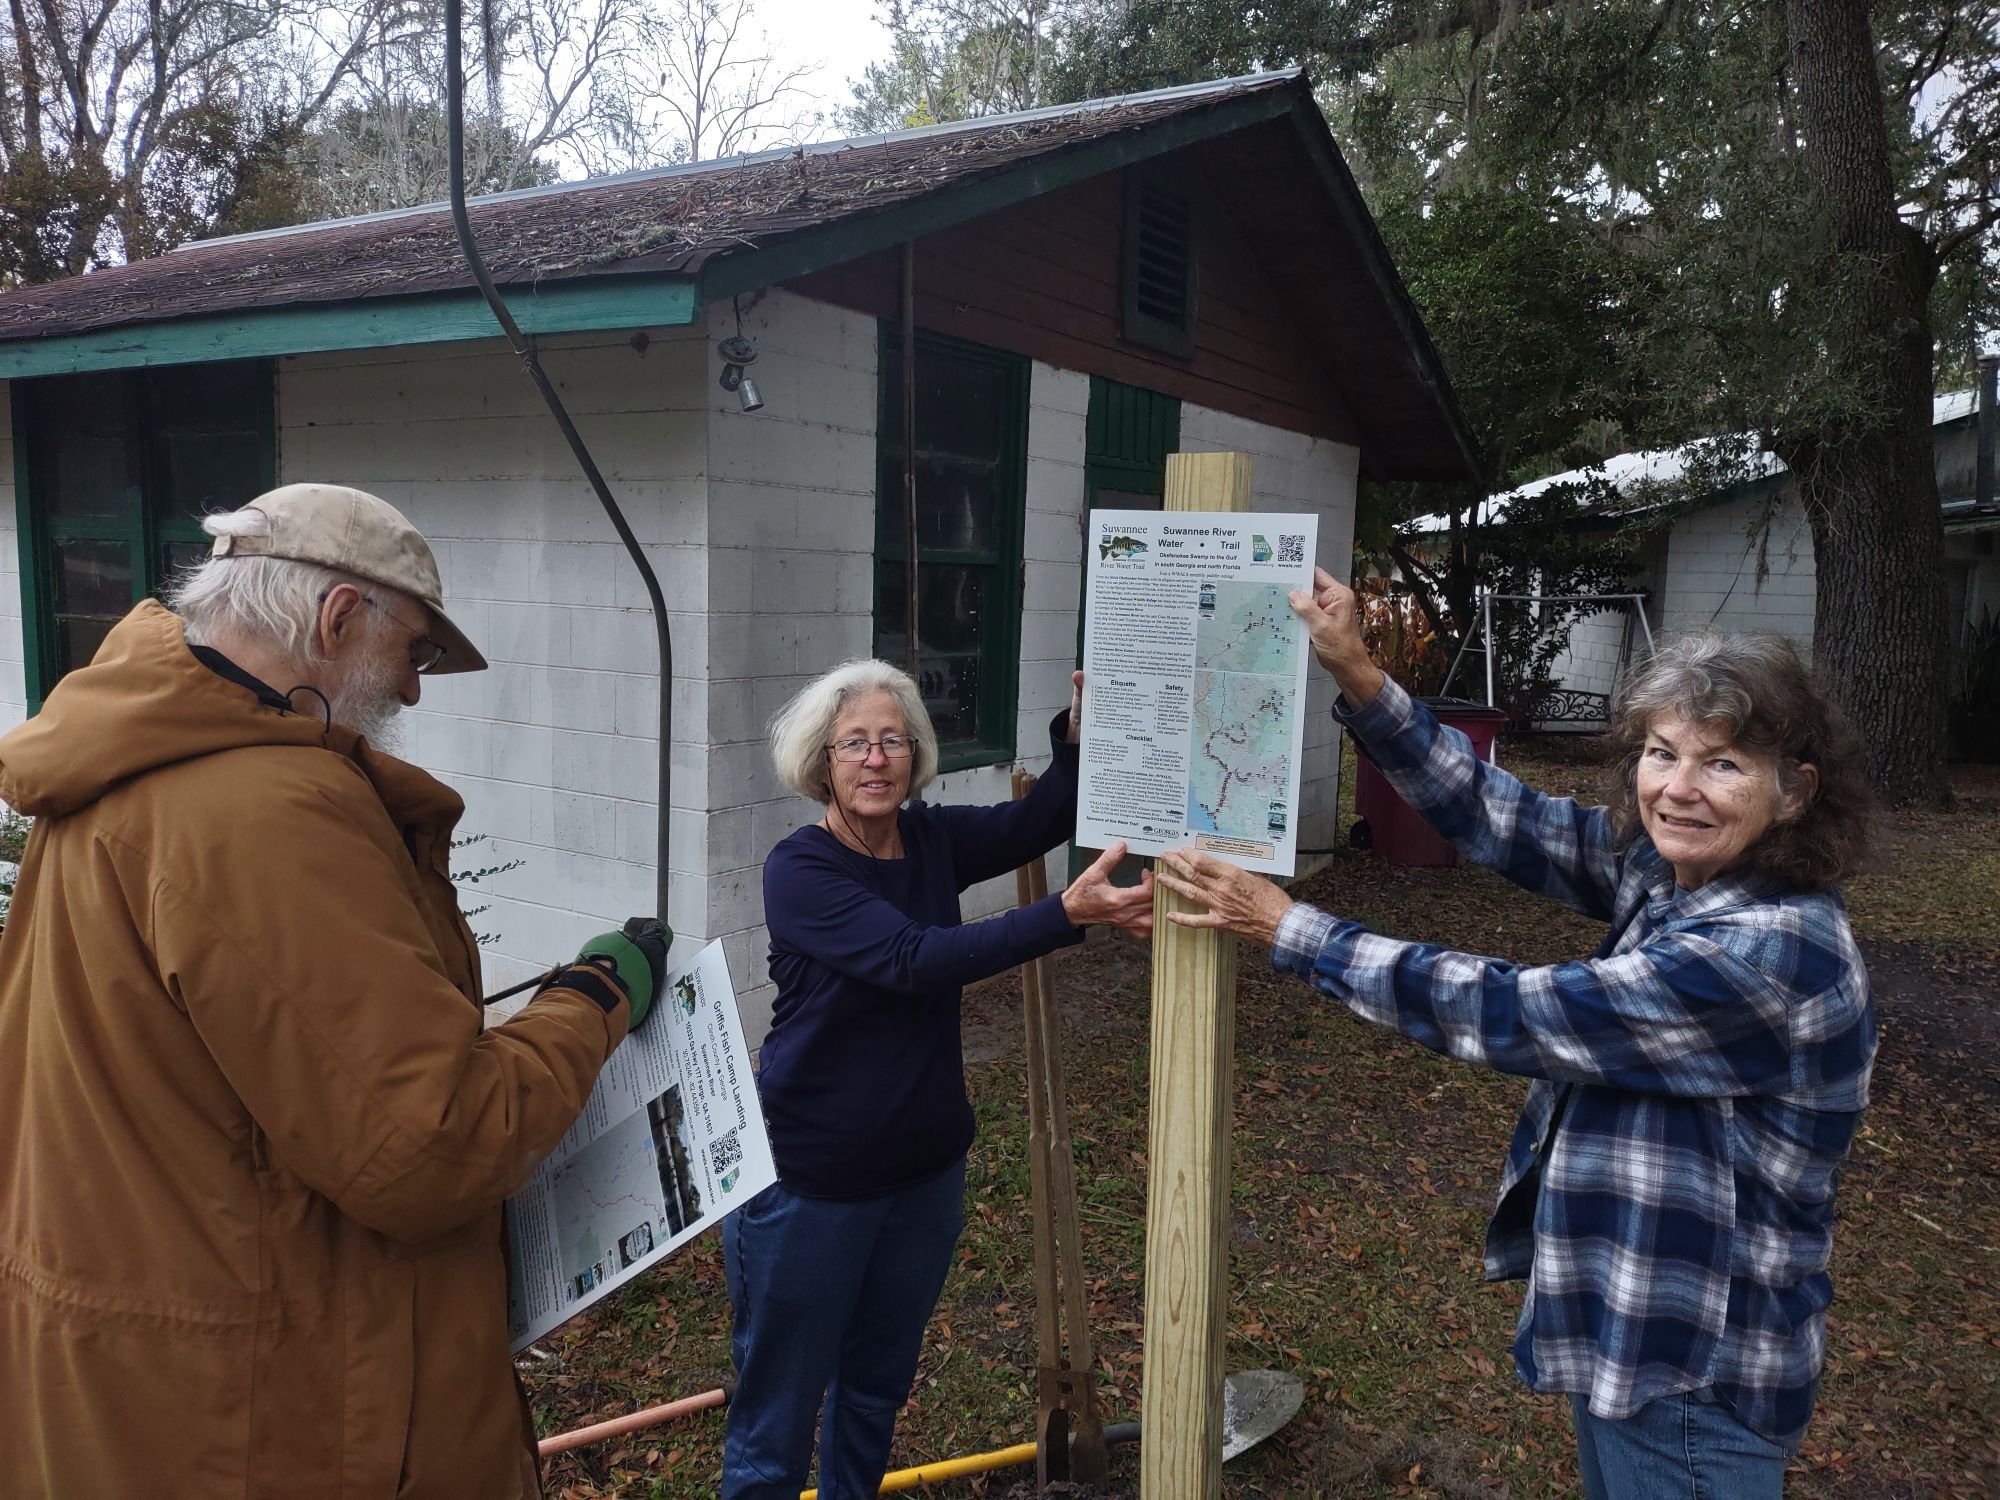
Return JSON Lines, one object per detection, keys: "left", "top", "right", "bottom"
{"left": 1661, "top": 490, "right": 1816, "bottom": 651}
{"left": 1178, "top": 404, "right": 1361, "bottom": 863}
{"left": 0, "top": 296, "right": 1360, "bottom": 1048}
{"left": 276, "top": 326, "right": 712, "bottom": 991}
{"left": 698, "top": 289, "right": 884, "bottom": 1041}
{"left": 0, "top": 389, "right": 22, "bottom": 736}
{"left": 1544, "top": 608, "right": 1630, "bottom": 703}
{"left": 696, "top": 289, "right": 1094, "bottom": 1041}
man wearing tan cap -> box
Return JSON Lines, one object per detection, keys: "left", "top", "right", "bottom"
{"left": 0, "top": 483, "right": 667, "bottom": 1498}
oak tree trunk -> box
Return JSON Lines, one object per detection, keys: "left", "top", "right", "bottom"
{"left": 1786, "top": 0, "right": 1952, "bottom": 804}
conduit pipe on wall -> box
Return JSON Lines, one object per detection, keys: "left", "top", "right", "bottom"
{"left": 443, "top": 0, "right": 674, "bottom": 924}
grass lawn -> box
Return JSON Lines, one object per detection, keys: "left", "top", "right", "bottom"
{"left": 526, "top": 738, "right": 2000, "bottom": 1499}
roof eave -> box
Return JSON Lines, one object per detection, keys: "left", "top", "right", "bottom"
{"left": 692, "top": 81, "right": 1303, "bottom": 303}
{"left": 0, "top": 272, "right": 697, "bottom": 380}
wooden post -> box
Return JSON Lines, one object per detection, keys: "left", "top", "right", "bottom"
{"left": 1141, "top": 450, "right": 1253, "bottom": 1499}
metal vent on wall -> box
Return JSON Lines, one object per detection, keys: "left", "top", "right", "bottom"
{"left": 1122, "top": 174, "right": 1198, "bottom": 358}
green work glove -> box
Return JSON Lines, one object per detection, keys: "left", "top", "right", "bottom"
{"left": 556, "top": 918, "right": 672, "bottom": 1030}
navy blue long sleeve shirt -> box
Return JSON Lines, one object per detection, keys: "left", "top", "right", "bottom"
{"left": 757, "top": 713, "right": 1084, "bottom": 1198}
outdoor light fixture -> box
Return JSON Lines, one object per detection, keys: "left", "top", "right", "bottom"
{"left": 717, "top": 295, "right": 764, "bottom": 413}
{"left": 717, "top": 335, "right": 763, "bottom": 413}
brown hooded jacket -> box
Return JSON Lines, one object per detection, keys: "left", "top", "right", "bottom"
{"left": 0, "top": 602, "right": 627, "bottom": 1497}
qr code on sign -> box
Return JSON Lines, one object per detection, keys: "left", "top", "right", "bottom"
{"left": 1277, "top": 534, "right": 1306, "bottom": 564}
{"left": 708, "top": 1130, "right": 742, "bottom": 1175}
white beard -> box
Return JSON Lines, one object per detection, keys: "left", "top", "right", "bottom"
{"left": 326, "top": 644, "right": 407, "bottom": 753}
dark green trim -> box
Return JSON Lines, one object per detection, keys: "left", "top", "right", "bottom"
{"left": 10, "top": 383, "right": 45, "bottom": 715}
{"left": 698, "top": 87, "right": 1300, "bottom": 304}
{"left": 0, "top": 276, "right": 698, "bottom": 379}
{"left": 872, "top": 324, "right": 1030, "bottom": 773}
{"left": 14, "top": 360, "right": 276, "bottom": 703}
{"left": 1072, "top": 377, "right": 1179, "bottom": 881}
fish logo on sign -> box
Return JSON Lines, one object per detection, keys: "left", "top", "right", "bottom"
{"left": 1099, "top": 526, "right": 1150, "bottom": 562}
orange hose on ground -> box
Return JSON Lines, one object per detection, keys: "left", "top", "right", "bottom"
{"left": 537, "top": 1386, "right": 729, "bottom": 1457}
{"left": 799, "top": 1440, "right": 1038, "bottom": 1499}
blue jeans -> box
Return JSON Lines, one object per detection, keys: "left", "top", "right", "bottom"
{"left": 1572, "top": 1392, "right": 1789, "bottom": 1499}
{"left": 720, "top": 1158, "right": 966, "bottom": 1499}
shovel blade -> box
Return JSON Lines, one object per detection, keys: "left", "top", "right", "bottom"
{"left": 1220, "top": 1369, "right": 1304, "bottom": 1463}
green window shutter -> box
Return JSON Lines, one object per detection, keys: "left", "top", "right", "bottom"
{"left": 874, "top": 327, "right": 1029, "bottom": 771}
{"left": 1121, "top": 173, "right": 1199, "bottom": 360}
{"left": 1086, "top": 376, "right": 1182, "bottom": 508}
{"left": 16, "top": 359, "right": 276, "bottom": 710}
{"left": 1073, "top": 377, "right": 1180, "bottom": 881}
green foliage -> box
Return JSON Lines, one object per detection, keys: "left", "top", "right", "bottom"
{"left": 842, "top": 1, "right": 1069, "bottom": 133}
{"left": 0, "top": 151, "right": 118, "bottom": 285}
{"left": 287, "top": 100, "right": 560, "bottom": 223}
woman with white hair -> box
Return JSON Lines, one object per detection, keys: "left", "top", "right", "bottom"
{"left": 721, "top": 660, "right": 1152, "bottom": 1500}
{"left": 1158, "top": 569, "right": 1876, "bottom": 1498}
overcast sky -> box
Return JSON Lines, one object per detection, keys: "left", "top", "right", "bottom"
{"left": 750, "top": 0, "right": 893, "bottom": 139}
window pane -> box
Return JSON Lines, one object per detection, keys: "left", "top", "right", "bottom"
{"left": 876, "top": 561, "right": 987, "bottom": 744}
{"left": 52, "top": 538, "right": 134, "bottom": 676}
{"left": 159, "top": 539, "right": 211, "bottom": 588}
{"left": 879, "top": 346, "right": 1007, "bottom": 462}
{"left": 32, "top": 373, "right": 139, "bottom": 519}
{"left": 146, "top": 360, "right": 270, "bottom": 425}
{"left": 156, "top": 430, "right": 267, "bottom": 521}
{"left": 880, "top": 456, "right": 1003, "bottom": 555}
{"left": 916, "top": 360, "right": 1005, "bottom": 460}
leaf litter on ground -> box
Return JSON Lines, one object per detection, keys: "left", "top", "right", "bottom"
{"left": 527, "top": 735, "right": 2000, "bottom": 1498}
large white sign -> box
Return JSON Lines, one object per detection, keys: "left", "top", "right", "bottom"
{"left": 1076, "top": 508, "right": 1317, "bottom": 877}
{"left": 505, "top": 940, "right": 774, "bottom": 1351}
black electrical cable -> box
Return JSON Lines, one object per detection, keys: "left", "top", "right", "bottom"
{"left": 442, "top": 0, "right": 673, "bottom": 929}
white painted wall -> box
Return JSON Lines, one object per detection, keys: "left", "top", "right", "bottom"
{"left": 695, "top": 291, "right": 1098, "bottom": 1040}
{"left": 276, "top": 326, "right": 714, "bottom": 990}
{"left": 1659, "top": 489, "right": 1816, "bottom": 651}
{"left": 699, "top": 289, "right": 882, "bottom": 1040}
{"left": 0, "top": 388, "right": 23, "bottom": 736}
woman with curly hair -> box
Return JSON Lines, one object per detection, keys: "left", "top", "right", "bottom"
{"left": 1158, "top": 569, "right": 1875, "bottom": 1499}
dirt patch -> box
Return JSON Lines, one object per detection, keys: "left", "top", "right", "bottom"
{"left": 531, "top": 744, "right": 2000, "bottom": 1499}
{"left": 1863, "top": 939, "right": 2000, "bottom": 1098}
{"left": 961, "top": 929, "right": 1151, "bottom": 1066}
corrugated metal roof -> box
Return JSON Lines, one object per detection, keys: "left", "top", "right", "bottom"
{"left": 1404, "top": 390, "right": 1982, "bottom": 535}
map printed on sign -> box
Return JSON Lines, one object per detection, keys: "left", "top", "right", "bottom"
{"left": 502, "top": 939, "right": 774, "bottom": 1353}
{"left": 1077, "top": 508, "right": 1317, "bottom": 876}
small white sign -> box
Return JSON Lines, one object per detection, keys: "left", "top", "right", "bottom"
{"left": 505, "top": 939, "right": 774, "bottom": 1351}
{"left": 1076, "top": 508, "right": 1317, "bottom": 877}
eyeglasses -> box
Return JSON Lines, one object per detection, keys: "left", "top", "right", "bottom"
{"left": 360, "top": 595, "right": 447, "bottom": 674}
{"left": 828, "top": 734, "right": 915, "bottom": 763}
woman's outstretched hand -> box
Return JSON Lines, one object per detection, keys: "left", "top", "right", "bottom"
{"left": 1060, "top": 841, "right": 1154, "bottom": 940}
{"left": 1289, "top": 567, "right": 1385, "bottom": 708}
{"left": 1154, "top": 848, "right": 1296, "bottom": 948}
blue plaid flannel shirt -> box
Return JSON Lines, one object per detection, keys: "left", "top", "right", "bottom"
{"left": 1273, "top": 678, "right": 1875, "bottom": 1448}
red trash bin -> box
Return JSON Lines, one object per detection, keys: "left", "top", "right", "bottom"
{"left": 1351, "top": 698, "right": 1510, "bottom": 868}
